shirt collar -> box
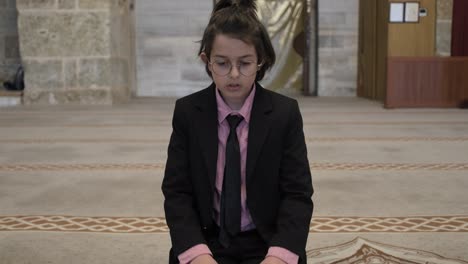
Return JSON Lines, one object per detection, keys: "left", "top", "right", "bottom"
{"left": 216, "top": 84, "right": 256, "bottom": 125}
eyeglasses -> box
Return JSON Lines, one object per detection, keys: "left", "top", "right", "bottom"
{"left": 208, "top": 59, "right": 263, "bottom": 77}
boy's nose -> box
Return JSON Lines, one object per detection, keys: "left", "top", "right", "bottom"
{"left": 229, "top": 65, "right": 241, "bottom": 78}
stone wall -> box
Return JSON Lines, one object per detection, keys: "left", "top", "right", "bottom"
{"left": 0, "top": 0, "right": 20, "bottom": 84}
{"left": 10, "top": 0, "right": 457, "bottom": 104}
{"left": 318, "top": 0, "right": 359, "bottom": 96}
{"left": 436, "top": 0, "right": 453, "bottom": 56}
{"left": 135, "top": 0, "right": 211, "bottom": 97}
{"left": 18, "top": 0, "right": 134, "bottom": 104}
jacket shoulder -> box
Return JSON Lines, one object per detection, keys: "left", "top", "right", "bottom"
{"left": 260, "top": 86, "right": 298, "bottom": 109}
{"left": 175, "top": 84, "right": 215, "bottom": 107}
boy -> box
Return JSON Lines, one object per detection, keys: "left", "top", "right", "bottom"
{"left": 162, "top": 1, "right": 313, "bottom": 263}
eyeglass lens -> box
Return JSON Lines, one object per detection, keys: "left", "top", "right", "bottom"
{"left": 211, "top": 60, "right": 259, "bottom": 76}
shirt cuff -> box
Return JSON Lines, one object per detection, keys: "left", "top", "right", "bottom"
{"left": 266, "top": 246, "right": 299, "bottom": 264}
{"left": 178, "top": 244, "right": 212, "bottom": 264}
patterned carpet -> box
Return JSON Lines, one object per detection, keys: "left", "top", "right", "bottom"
{"left": 308, "top": 238, "right": 467, "bottom": 264}
{"left": 2, "top": 215, "right": 468, "bottom": 233}
{"left": 0, "top": 97, "right": 467, "bottom": 263}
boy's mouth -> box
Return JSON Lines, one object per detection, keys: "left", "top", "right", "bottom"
{"left": 227, "top": 84, "right": 241, "bottom": 89}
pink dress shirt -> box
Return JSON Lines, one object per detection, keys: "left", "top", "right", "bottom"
{"left": 178, "top": 85, "right": 299, "bottom": 264}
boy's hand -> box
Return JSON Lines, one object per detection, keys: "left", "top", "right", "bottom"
{"left": 261, "top": 256, "right": 287, "bottom": 264}
{"left": 191, "top": 254, "right": 217, "bottom": 264}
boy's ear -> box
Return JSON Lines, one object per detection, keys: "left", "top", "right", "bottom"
{"left": 200, "top": 52, "right": 208, "bottom": 64}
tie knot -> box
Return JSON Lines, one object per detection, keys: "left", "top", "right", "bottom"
{"left": 226, "top": 115, "right": 243, "bottom": 130}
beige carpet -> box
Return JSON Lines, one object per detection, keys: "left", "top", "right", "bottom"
{"left": 1, "top": 97, "right": 467, "bottom": 263}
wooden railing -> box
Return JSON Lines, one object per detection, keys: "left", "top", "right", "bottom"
{"left": 386, "top": 57, "right": 468, "bottom": 108}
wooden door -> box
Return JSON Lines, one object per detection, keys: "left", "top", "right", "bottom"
{"left": 357, "top": 0, "right": 388, "bottom": 101}
{"left": 452, "top": 0, "right": 468, "bottom": 56}
{"left": 387, "top": 0, "right": 436, "bottom": 56}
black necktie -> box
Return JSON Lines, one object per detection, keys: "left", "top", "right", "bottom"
{"left": 219, "top": 114, "right": 243, "bottom": 248}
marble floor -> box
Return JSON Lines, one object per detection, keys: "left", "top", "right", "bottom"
{"left": 0, "top": 97, "right": 467, "bottom": 263}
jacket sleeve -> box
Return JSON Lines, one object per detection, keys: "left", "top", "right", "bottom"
{"left": 269, "top": 100, "right": 314, "bottom": 257}
{"left": 162, "top": 100, "right": 206, "bottom": 256}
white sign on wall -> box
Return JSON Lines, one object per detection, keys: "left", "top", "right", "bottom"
{"left": 389, "top": 3, "right": 405, "bottom": 23}
{"left": 405, "top": 2, "right": 420, "bottom": 22}
{"left": 389, "top": 2, "right": 422, "bottom": 23}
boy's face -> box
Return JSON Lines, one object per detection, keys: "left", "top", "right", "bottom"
{"left": 202, "top": 34, "right": 259, "bottom": 109}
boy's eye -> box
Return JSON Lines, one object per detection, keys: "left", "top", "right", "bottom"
{"left": 215, "top": 61, "right": 228, "bottom": 67}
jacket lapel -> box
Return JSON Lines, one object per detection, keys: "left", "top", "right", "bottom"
{"left": 246, "top": 83, "right": 273, "bottom": 183}
{"left": 193, "top": 83, "right": 218, "bottom": 191}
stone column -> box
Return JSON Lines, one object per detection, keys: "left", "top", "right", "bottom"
{"left": 17, "top": 0, "right": 134, "bottom": 105}
{"left": 318, "top": 0, "right": 359, "bottom": 96}
{"left": 436, "top": 0, "right": 453, "bottom": 56}
{"left": 307, "top": 0, "right": 318, "bottom": 96}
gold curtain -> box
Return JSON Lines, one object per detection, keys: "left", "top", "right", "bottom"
{"left": 257, "top": 0, "right": 304, "bottom": 94}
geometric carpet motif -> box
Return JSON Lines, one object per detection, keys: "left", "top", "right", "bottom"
{"left": 1, "top": 163, "right": 468, "bottom": 171}
{"left": 312, "top": 216, "right": 468, "bottom": 232}
{"left": 2, "top": 216, "right": 468, "bottom": 234}
{"left": 0, "top": 216, "right": 169, "bottom": 233}
{"left": 307, "top": 237, "right": 468, "bottom": 263}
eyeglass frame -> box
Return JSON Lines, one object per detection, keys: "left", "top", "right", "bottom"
{"left": 207, "top": 59, "right": 263, "bottom": 77}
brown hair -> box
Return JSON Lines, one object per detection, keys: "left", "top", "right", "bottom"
{"left": 198, "top": 0, "right": 276, "bottom": 81}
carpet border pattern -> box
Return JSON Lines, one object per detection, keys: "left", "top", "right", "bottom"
{"left": 1, "top": 216, "right": 468, "bottom": 234}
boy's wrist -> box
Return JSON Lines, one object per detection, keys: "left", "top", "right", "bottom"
{"left": 178, "top": 244, "right": 212, "bottom": 264}
{"left": 261, "top": 256, "right": 287, "bottom": 264}
{"left": 266, "top": 246, "right": 299, "bottom": 264}
{"left": 191, "top": 254, "right": 216, "bottom": 264}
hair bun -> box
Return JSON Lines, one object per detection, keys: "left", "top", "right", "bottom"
{"left": 214, "top": 0, "right": 257, "bottom": 13}
{"left": 236, "top": 0, "right": 256, "bottom": 10}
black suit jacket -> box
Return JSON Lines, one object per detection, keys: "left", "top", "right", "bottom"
{"left": 162, "top": 83, "right": 313, "bottom": 261}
